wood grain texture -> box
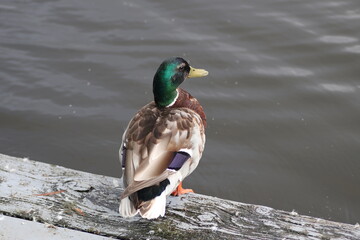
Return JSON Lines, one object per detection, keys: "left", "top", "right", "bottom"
{"left": 1, "top": 153, "right": 359, "bottom": 240}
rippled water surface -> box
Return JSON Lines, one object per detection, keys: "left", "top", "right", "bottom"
{"left": 1, "top": 0, "right": 360, "bottom": 224}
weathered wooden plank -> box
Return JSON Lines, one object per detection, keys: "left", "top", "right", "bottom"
{"left": 0, "top": 215, "right": 111, "bottom": 240}
{"left": 0, "top": 153, "right": 359, "bottom": 240}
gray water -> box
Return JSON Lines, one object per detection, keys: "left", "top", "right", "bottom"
{"left": 1, "top": 0, "right": 360, "bottom": 224}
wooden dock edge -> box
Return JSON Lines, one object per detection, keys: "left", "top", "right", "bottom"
{"left": 1, "top": 153, "right": 359, "bottom": 240}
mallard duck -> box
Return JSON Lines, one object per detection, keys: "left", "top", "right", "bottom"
{"left": 119, "top": 57, "right": 208, "bottom": 219}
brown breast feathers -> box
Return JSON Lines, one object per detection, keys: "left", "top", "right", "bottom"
{"left": 170, "top": 88, "right": 207, "bottom": 128}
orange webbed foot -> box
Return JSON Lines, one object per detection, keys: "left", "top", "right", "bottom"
{"left": 171, "top": 182, "right": 194, "bottom": 196}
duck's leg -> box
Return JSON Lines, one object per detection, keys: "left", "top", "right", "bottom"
{"left": 171, "top": 182, "right": 194, "bottom": 196}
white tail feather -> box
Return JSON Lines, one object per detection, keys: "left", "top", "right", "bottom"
{"left": 139, "top": 191, "right": 166, "bottom": 219}
{"left": 119, "top": 173, "right": 183, "bottom": 219}
{"left": 119, "top": 197, "right": 138, "bottom": 218}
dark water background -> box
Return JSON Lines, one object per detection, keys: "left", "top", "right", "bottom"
{"left": 1, "top": 0, "right": 360, "bottom": 224}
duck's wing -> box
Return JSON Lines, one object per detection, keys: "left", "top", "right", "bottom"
{"left": 120, "top": 104, "right": 205, "bottom": 199}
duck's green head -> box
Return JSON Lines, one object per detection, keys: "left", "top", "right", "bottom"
{"left": 153, "top": 57, "right": 208, "bottom": 107}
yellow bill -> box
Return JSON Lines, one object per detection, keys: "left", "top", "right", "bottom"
{"left": 188, "top": 66, "right": 209, "bottom": 78}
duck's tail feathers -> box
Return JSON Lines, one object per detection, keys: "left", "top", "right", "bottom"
{"left": 139, "top": 191, "right": 167, "bottom": 219}
{"left": 119, "top": 196, "right": 138, "bottom": 218}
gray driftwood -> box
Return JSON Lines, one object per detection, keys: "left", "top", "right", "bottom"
{"left": 0, "top": 153, "right": 359, "bottom": 240}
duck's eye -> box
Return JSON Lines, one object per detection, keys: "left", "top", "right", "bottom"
{"left": 178, "top": 66, "right": 184, "bottom": 71}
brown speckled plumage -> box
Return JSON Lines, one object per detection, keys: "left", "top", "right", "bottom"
{"left": 120, "top": 88, "right": 206, "bottom": 202}
{"left": 171, "top": 88, "right": 207, "bottom": 128}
